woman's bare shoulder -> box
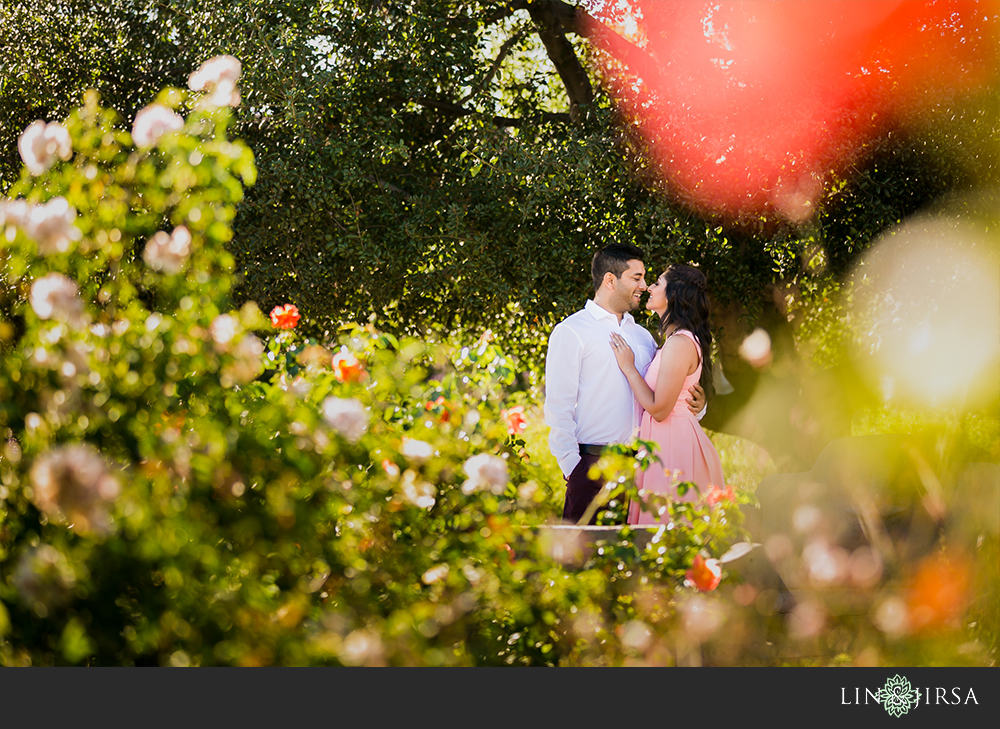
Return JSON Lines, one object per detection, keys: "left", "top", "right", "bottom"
{"left": 663, "top": 330, "right": 699, "bottom": 366}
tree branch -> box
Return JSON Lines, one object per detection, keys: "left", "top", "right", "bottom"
{"left": 571, "top": 6, "right": 665, "bottom": 85}
{"left": 525, "top": 1, "right": 593, "bottom": 117}
{"left": 459, "top": 25, "right": 529, "bottom": 105}
{"left": 483, "top": 0, "right": 532, "bottom": 25}
{"left": 517, "top": 1, "right": 666, "bottom": 98}
{"left": 364, "top": 174, "right": 412, "bottom": 198}
{"left": 413, "top": 96, "right": 569, "bottom": 127}
{"left": 492, "top": 111, "right": 572, "bottom": 127}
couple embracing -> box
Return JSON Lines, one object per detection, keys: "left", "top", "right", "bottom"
{"left": 544, "top": 243, "right": 725, "bottom": 525}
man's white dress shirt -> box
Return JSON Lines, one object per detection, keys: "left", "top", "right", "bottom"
{"left": 543, "top": 299, "right": 658, "bottom": 478}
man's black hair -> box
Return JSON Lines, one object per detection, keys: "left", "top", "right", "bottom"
{"left": 591, "top": 243, "right": 644, "bottom": 293}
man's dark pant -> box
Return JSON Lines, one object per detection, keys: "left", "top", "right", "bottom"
{"left": 562, "top": 453, "right": 625, "bottom": 525}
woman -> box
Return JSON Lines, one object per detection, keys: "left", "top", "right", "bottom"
{"left": 609, "top": 264, "right": 725, "bottom": 525}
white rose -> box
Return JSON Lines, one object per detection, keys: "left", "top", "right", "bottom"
{"left": 461, "top": 453, "right": 509, "bottom": 495}
{"left": 29, "top": 443, "right": 120, "bottom": 536}
{"left": 321, "top": 397, "right": 369, "bottom": 443}
{"left": 421, "top": 564, "right": 450, "bottom": 585}
{"left": 400, "top": 437, "right": 434, "bottom": 463}
{"left": 27, "top": 197, "right": 79, "bottom": 255}
{"left": 400, "top": 470, "right": 436, "bottom": 509}
{"left": 209, "top": 313, "right": 238, "bottom": 347}
{"left": 143, "top": 225, "right": 192, "bottom": 275}
{"left": 132, "top": 104, "right": 184, "bottom": 149}
{"left": 223, "top": 333, "right": 264, "bottom": 384}
{"left": 0, "top": 198, "right": 31, "bottom": 230}
{"left": 188, "top": 55, "right": 242, "bottom": 108}
{"left": 18, "top": 120, "right": 72, "bottom": 176}
{"left": 739, "top": 328, "right": 772, "bottom": 369}
{"left": 29, "top": 273, "right": 84, "bottom": 324}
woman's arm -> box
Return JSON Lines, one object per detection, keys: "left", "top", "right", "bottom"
{"left": 610, "top": 332, "right": 698, "bottom": 422}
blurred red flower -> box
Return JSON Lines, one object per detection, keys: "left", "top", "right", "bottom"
{"left": 588, "top": 1, "right": 997, "bottom": 223}
{"left": 705, "top": 484, "right": 736, "bottom": 506}
{"left": 686, "top": 553, "right": 722, "bottom": 592}
{"left": 501, "top": 405, "right": 526, "bottom": 436}
{"left": 424, "top": 396, "right": 451, "bottom": 423}
{"left": 906, "top": 552, "right": 971, "bottom": 634}
{"left": 269, "top": 303, "right": 300, "bottom": 329}
{"left": 332, "top": 351, "right": 365, "bottom": 383}
{"left": 502, "top": 543, "right": 516, "bottom": 563}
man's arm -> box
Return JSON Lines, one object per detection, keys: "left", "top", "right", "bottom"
{"left": 543, "top": 325, "right": 582, "bottom": 479}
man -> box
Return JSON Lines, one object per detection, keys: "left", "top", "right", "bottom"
{"left": 544, "top": 243, "right": 706, "bottom": 524}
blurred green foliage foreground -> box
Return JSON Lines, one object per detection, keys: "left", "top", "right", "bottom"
{"left": 0, "top": 66, "right": 995, "bottom": 666}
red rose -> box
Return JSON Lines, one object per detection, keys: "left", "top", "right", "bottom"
{"left": 686, "top": 553, "right": 722, "bottom": 592}
{"left": 501, "top": 405, "right": 526, "bottom": 436}
{"left": 269, "top": 303, "right": 300, "bottom": 329}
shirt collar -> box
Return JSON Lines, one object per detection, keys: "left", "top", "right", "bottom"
{"left": 586, "top": 298, "right": 633, "bottom": 325}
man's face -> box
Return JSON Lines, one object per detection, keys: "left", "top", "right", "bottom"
{"left": 610, "top": 259, "right": 647, "bottom": 313}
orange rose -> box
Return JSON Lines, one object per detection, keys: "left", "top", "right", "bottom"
{"left": 705, "top": 484, "right": 736, "bottom": 506}
{"left": 686, "top": 553, "right": 722, "bottom": 592}
{"left": 501, "top": 405, "right": 526, "bottom": 436}
{"left": 269, "top": 303, "right": 300, "bottom": 329}
{"left": 332, "top": 351, "right": 365, "bottom": 383}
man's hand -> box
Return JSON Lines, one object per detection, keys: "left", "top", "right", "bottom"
{"left": 686, "top": 383, "right": 706, "bottom": 415}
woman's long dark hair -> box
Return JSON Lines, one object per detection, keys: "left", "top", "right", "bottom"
{"left": 657, "top": 264, "right": 714, "bottom": 402}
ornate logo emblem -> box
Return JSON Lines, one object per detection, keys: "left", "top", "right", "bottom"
{"left": 880, "top": 674, "right": 919, "bottom": 717}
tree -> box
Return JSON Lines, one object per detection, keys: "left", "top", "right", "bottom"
{"left": 3, "top": 0, "right": 998, "bottom": 467}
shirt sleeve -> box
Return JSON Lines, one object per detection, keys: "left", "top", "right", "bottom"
{"left": 543, "top": 323, "right": 582, "bottom": 479}
{"left": 696, "top": 404, "right": 707, "bottom": 421}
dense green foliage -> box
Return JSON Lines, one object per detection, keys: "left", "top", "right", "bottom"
{"left": 3, "top": 0, "right": 995, "bottom": 380}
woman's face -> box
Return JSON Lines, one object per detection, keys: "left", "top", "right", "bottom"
{"left": 646, "top": 274, "right": 668, "bottom": 315}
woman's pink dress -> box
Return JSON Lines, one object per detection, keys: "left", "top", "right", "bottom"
{"left": 628, "top": 329, "right": 726, "bottom": 525}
